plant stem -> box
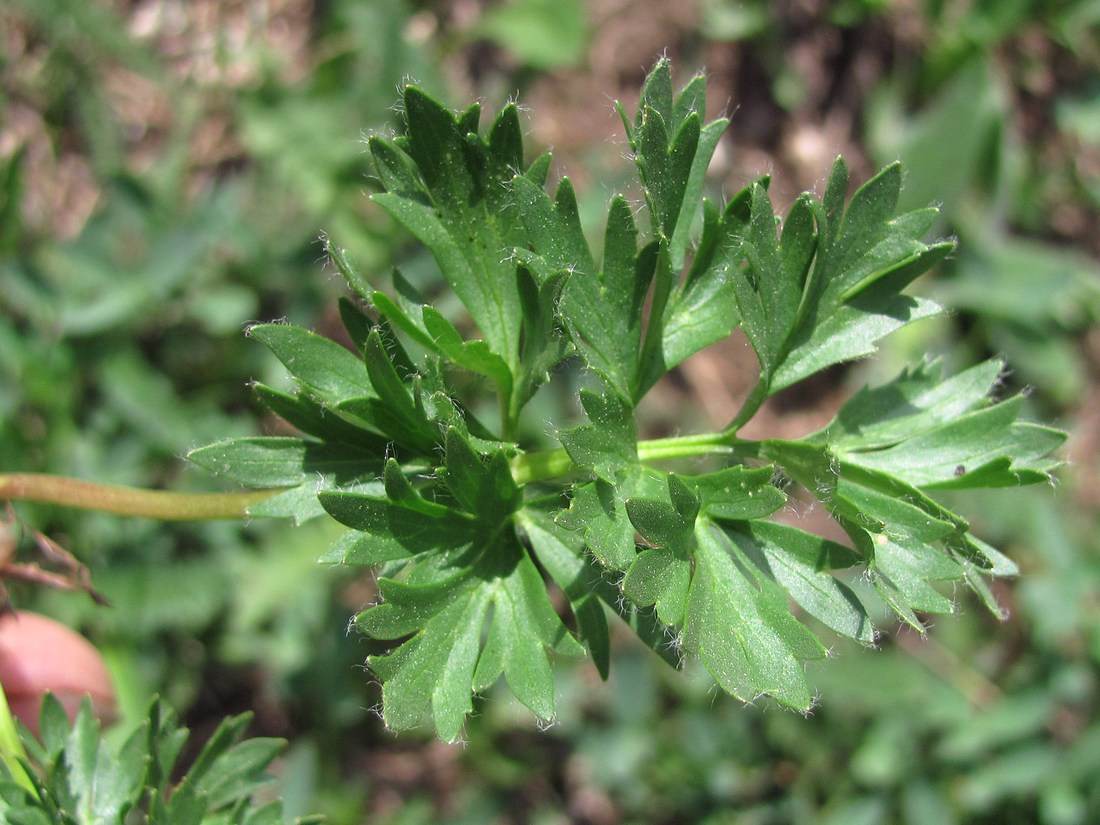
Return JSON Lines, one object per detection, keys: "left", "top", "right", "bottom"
{"left": 638, "top": 432, "right": 752, "bottom": 462}
{"left": 5, "top": 432, "right": 761, "bottom": 519}
{"left": 511, "top": 449, "right": 576, "bottom": 486}
{"left": 0, "top": 474, "right": 281, "bottom": 521}
{"left": 511, "top": 431, "right": 760, "bottom": 486}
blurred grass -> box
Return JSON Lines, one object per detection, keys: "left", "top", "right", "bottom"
{"left": 1, "top": 0, "right": 1099, "bottom": 823}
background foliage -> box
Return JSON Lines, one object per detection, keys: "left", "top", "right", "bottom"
{"left": 1, "top": 1, "right": 1098, "bottom": 823}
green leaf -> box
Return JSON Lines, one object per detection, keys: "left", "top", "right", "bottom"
{"left": 364, "top": 575, "right": 481, "bottom": 741}
{"left": 356, "top": 329, "right": 442, "bottom": 452}
{"left": 370, "top": 276, "right": 514, "bottom": 399}
{"left": 684, "top": 524, "right": 824, "bottom": 710}
{"left": 370, "top": 89, "right": 528, "bottom": 370}
{"left": 679, "top": 465, "right": 787, "bottom": 521}
{"left": 734, "top": 187, "right": 817, "bottom": 377}
{"left": 840, "top": 395, "right": 1066, "bottom": 488}
{"left": 188, "top": 437, "right": 380, "bottom": 487}
{"left": 723, "top": 156, "right": 956, "bottom": 399}
{"left": 190, "top": 736, "right": 285, "bottom": 810}
{"left": 725, "top": 520, "right": 873, "bottom": 644}
{"left": 862, "top": 531, "right": 963, "bottom": 625}
{"left": 248, "top": 323, "right": 373, "bottom": 405}
{"left": 472, "top": 545, "right": 585, "bottom": 716}
{"left": 245, "top": 483, "right": 329, "bottom": 525}
{"left": 515, "top": 266, "right": 571, "bottom": 407}
{"left": 438, "top": 427, "right": 520, "bottom": 524}
{"left": 513, "top": 175, "right": 595, "bottom": 280}
{"left": 627, "top": 61, "right": 728, "bottom": 267}
{"left": 4, "top": 699, "right": 298, "bottom": 824}
{"left": 361, "top": 531, "right": 580, "bottom": 740}
{"left": 772, "top": 272, "right": 945, "bottom": 392}
{"left": 62, "top": 698, "right": 144, "bottom": 823}
{"left": 622, "top": 547, "right": 691, "bottom": 627}
{"left": 323, "top": 234, "right": 375, "bottom": 303}
{"left": 557, "top": 478, "right": 637, "bottom": 571}
{"left": 518, "top": 509, "right": 613, "bottom": 677}
{"left": 250, "top": 383, "right": 389, "bottom": 450}
{"left": 815, "top": 358, "right": 1006, "bottom": 450}
{"left": 558, "top": 389, "right": 638, "bottom": 482}
{"left": 180, "top": 58, "right": 1070, "bottom": 738}
{"left": 626, "top": 473, "right": 700, "bottom": 549}
{"left": 652, "top": 198, "right": 741, "bottom": 375}
{"left": 669, "top": 117, "right": 728, "bottom": 269}
{"left": 524, "top": 503, "right": 681, "bottom": 671}
{"left": 557, "top": 195, "right": 651, "bottom": 402}
{"left": 834, "top": 473, "right": 958, "bottom": 541}
{"left": 337, "top": 296, "right": 375, "bottom": 357}
{"left": 320, "top": 487, "right": 476, "bottom": 565}
{"left": 618, "top": 475, "right": 700, "bottom": 626}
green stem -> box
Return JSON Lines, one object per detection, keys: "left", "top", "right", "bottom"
{"left": 638, "top": 432, "right": 747, "bottom": 462}
{"left": 6, "top": 432, "right": 760, "bottom": 519}
{"left": 511, "top": 431, "right": 760, "bottom": 486}
{"left": 511, "top": 448, "right": 575, "bottom": 486}
{"left": 0, "top": 474, "right": 281, "bottom": 520}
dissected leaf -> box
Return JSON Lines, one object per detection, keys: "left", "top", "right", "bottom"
{"left": 360, "top": 530, "right": 581, "bottom": 741}
{"left": 369, "top": 89, "right": 529, "bottom": 373}
{"left": 841, "top": 396, "right": 1065, "bottom": 488}
{"left": 684, "top": 524, "right": 824, "bottom": 710}
{"left": 181, "top": 59, "right": 1067, "bottom": 737}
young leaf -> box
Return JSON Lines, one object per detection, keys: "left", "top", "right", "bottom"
{"left": 370, "top": 276, "right": 514, "bottom": 401}
{"left": 358, "top": 328, "right": 444, "bottom": 453}
{"left": 438, "top": 426, "right": 521, "bottom": 524}
{"left": 626, "top": 59, "right": 729, "bottom": 269}
{"left": 249, "top": 383, "right": 390, "bottom": 449}
{"left": 768, "top": 160, "right": 955, "bottom": 392}
{"left": 733, "top": 187, "right": 817, "bottom": 378}
{"left": 320, "top": 487, "right": 477, "bottom": 565}
{"left": 515, "top": 265, "right": 571, "bottom": 407}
